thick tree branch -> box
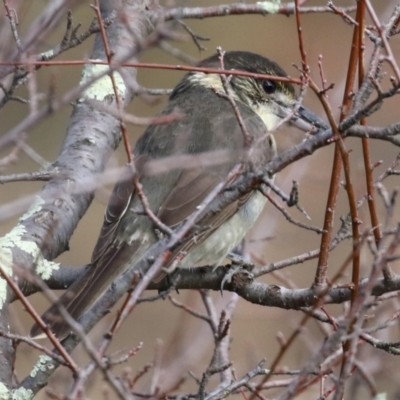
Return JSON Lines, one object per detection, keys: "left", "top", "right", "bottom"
{"left": 0, "top": 0, "right": 157, "bottom": 397}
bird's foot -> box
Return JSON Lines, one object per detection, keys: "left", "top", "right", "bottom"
{"left": 227, "top": 252, "right": 255, "bottom": 272}
{"left": 220, "top": 262, "right": 254, "bottom": 295}
{"left": 157, "top": 270, "right": 181, "bottom": 297}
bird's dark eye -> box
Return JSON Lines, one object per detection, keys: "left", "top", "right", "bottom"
{"left": 262, "top": 80, "right": 276, "bottom": 94}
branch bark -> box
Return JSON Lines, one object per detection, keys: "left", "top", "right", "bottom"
{"left": 0, "top": 0, "right": 156, "bottom": 397}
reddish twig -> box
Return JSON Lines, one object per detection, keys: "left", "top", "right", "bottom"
{"left": 249, "top": 237, "right": 363, "bottom": 399}
{"left": 0, "top": 264, "right": 78, "bottom": 373}
{"left": 294, "top": 0, "right": 309, "bottom": 78}
{"left": 314, "top": 2, "right": 362, "bottom": 288}
{"left": 0, "top": 59, "right": 302, "bottom": 85}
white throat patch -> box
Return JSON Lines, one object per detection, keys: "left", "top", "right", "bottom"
{"left": 254, "top": 103, "right": 281, "bottom": 131}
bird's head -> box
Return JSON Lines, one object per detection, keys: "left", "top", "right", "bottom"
{"left": 172, "top": 51, "right": 327, "bottom": 133}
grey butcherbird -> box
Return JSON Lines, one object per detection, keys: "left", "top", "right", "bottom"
{"left": 30, "top": 51, "right": 326, "bottom": 340}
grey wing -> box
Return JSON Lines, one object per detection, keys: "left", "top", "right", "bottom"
{"left": 152, "top": 166, "right": 254, "bottom": 282}
{"left": 152, "top": 104, "right": 273, "bottom": 280}
{"left": 155, "top": 95, "right": 274, "bottom": 227}
{"left": 92, "top": 165, "right": 135, "bottom": 264}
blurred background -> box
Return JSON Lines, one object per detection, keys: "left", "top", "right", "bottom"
{"left": 1, "top": 0, "right": 400, "bottom": 398}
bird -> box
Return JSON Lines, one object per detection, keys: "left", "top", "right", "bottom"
{"left": 30, "top": 51, "right": 325, "bottom": 340}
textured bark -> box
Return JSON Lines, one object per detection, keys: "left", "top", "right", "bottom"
{"left": 0, "top": 310, "right": 13, "bottom": 395}
{"left": 0, "top": 0, "right": 156, "bottom": 397}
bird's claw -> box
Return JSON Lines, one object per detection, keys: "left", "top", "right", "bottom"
{"left": 227, "top": 252, "right": 255, "bottom": 272}
{"left": 220, "top": 263, "right": 254, "bottom": 295}
{"left": 157, "top": 271, "right": 180, "bottom": 297}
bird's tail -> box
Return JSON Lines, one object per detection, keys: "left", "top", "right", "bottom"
{"left": 30, "top": 241, "right": 139, "bottom": 341}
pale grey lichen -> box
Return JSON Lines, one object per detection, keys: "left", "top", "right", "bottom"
{"left": 11, "top": 387, "right": 34, "bottom": 400}
{"left": 30, "top": 355, "right": 53, "bottom": 378}
{"left": 0, "top": 383, "right": 34, "bottom": 400}
{"left": 0, "top": 198, "right": 59, "bottom": 308}
{"left": 40, "top": 49, "right": 54, "bottom": 61}
{"left": 0, "top": 244, "right": 12, "bottom": 308}
{"left": 0, "top": 383, "right": 10, "bottom": 399}
{"left": 36, "top": 258, "right": 59, "bottom": 280}
{"left": 1, "top": 225, "right": 39, "bottom": 259}
{"left": 0, "top": 225, "right": 59, "bottom": 283}
{"left": 79, "top": 63, "right": 125, "bottom": 103}
{"left": 257, "top": 0, "right": 280, "bottom": 13}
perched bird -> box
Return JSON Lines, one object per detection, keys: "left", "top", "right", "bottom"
{"left": 30, "top": 51, "right": 325, "bottom": 340}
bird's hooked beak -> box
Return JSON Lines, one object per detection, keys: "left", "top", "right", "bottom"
{"left": 293, "top": 105, "right": 329, "bottom": 132}
{"left": 275, "top": 100, "right": 329, "bottom": 133}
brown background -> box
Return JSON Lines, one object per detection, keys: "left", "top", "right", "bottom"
{"left": 1, "top": 0, "right": 400, "bottom": 398}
